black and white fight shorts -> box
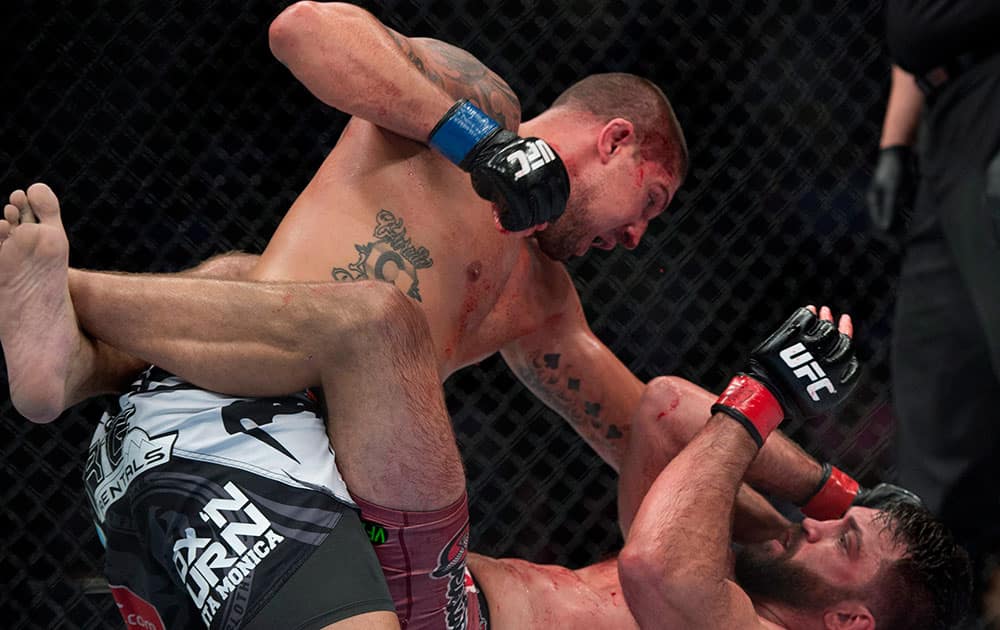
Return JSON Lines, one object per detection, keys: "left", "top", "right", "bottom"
{"left": 83, "top": 367, "right": 394, "bottom": 629}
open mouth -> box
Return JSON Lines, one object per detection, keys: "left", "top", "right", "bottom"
{"left": 592, "top": 236, "right": 616, "bottom": 250}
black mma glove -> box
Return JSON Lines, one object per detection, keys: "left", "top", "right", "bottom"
{"left": 428, "top": 99, "right": 569, "bottom": 232}
{"left": 866, "top": 145, "right": 918, "bottom": 233}
{"left": 800, "top": 463, "right": 925, "bottom": 520}
{"left": 711, "top": 307, "right": 861, "bottom": 448}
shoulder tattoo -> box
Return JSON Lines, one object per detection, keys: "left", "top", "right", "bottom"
{"left": 385, "top": 29, "right": 520, "bottom": 129}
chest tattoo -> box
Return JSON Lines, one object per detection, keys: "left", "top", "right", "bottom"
{"left": 331, "top": 209, "right": 434, "bottom": 302}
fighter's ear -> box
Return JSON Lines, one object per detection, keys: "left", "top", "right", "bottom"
{"left": 596, "top": 118, "right": 635, "bottom": 162}
{"left": 822, "top": 602, "right": 874, "bottom": 630}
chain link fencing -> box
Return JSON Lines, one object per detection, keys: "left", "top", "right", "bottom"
{"left": 1, "top": 0, "right": 898, "bottom": 626}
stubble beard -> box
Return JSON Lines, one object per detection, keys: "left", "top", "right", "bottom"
{"left": 733, "top": 528, "right": 858, "bottom": 612}
{"left": 535, "top": 190, "right": 593, "bottom": 262}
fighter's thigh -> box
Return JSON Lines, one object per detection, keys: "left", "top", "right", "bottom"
{"left": 243, "top": 506, "right": 396, "bottom": 630}
{"left": 319, "top": 283, "right": 465, "bottom": 511}
{"left": 353, "top": 493, "right": 477, "bottom": 629}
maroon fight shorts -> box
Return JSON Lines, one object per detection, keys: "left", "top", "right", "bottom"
{"left": 353, "top": 493, "right": 489, "bottom": 630}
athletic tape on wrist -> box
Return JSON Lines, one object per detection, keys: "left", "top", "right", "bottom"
{"left": 428, "top": 99, "right": 500, "bottom": 167}
{"left": 710, "top": 374, "right": 784, "bottom": 449}
{"left": 801, "top": 464, "right": 859, "bottom": 521}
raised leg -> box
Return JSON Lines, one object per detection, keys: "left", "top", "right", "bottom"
{"left": 68, "top": 266, "right": 464, "bottom": 510}
{"left": 0, "top": 183, "right": 94, "bottom": 422}
{"left": 0, "top": 183, "right": 263, "bottom": 420}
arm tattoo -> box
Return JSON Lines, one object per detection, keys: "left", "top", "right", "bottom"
{"left": 385, "top": 29, "right": 521, "bottom": 129}
{"left": 331, "top": 208, "right": 433, "bottom": 302}
{"left": 514, "top": 352, "right": 630, "bottom": 445}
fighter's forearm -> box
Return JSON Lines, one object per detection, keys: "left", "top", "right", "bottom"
{"left": 879, "top": 65, "right": 924, "bottom": 148}
{"left": 620, "top": 414, "right": 757, "bottom": 614}
{"left": 628, "top": 377, "right": 823, "bottom": 506}
{"left": 503, "top": 336, "right": 643, "bottom": 472}
{"left": 268, "top": 2, "right": 454, "bottom": 141}
{"left": 618, "top": 377, "right": 805, "bottom": 537}
{"left": 732, "top": 484, "right": 791, "bottom": 544}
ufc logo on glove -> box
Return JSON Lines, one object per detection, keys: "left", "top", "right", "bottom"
{"left": 507, "top": 140, "right": 558, "bottom": 180}
{"left": 779, "top": 342, "right": 836, "bottom": 401}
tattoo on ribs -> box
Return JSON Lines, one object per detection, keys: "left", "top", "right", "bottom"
{"left": 385, "top": 29, "right": 520, "bottom": 128}
{"left": 331, "top": 209, "right": 433, "bottom": 301}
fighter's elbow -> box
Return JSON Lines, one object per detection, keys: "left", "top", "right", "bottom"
{"left": 618, "top": 544, "right": 656, "bottom": 588}
{"left": 619, "top": 541, "right": 700, "bottom": 609}
{"left": 618, "top": 547, "right": 684, "bottom": 623}
{"left": 268, "top": 2, "right": 363, "bottom": 62}
{"left": 269, "top": 2, "right": 312, "bottom": 61}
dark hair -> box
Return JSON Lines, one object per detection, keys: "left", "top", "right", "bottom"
{"left": 550, "top": 73, "right": 689, "bottom": 182}
{"left": 867, "top": 501, "right": 973, "bottom": 630}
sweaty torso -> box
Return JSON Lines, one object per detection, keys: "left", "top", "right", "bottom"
{"left": 248, "top": 118, "right": 569, "bottom": 378}
{"left": 467, "top": 554, "right": 639, "bottom": 630}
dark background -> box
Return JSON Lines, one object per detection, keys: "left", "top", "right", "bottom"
{"left": 1, "top": 0, "right": 901, "bottom": 627}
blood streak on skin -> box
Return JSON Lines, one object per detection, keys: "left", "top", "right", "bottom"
{"left": 493, "top": 210, "right": 510, "bottom": 234}
{"left": 639, "top": 131, "right": 671, "bottom": 167}
{"left": 634, "top": 165, "right": 645, "bottom": 188}
{"left": 451, "top": 264, "right": 490, "bottom": 355}
{"left": 549, "top": 141, "right": 576, "bottom": 177}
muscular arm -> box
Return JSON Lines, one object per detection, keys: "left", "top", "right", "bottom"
{"left": 503, "top": 273, "right": 826, "bottom": 509}
{"left": 268, "top": 1, "right": 520, "bottom": 138}
{"left": 617, "top": 376, "right": 826, "bottom": 537}
{"left": 618, "top": 414, "right": 768, "bottom": 629}
{"left": 879, "top": 65, "right": 924, "bottom": 148}
{"left": 617, "top": 377, "right": 798, "bottom": 542}
{"left": 501, "top": 280, "right": 643, "bottom": 471}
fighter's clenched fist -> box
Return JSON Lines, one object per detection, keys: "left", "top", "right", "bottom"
{"left": 429, "top": 99, "right": 570, "bottom": 232}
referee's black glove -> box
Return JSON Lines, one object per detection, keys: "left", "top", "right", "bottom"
{"left": 866, "top": 145, "right": 918, "bottom": 233}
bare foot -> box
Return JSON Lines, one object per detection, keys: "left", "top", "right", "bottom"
{"left": 0, "top": 183, "right": 82, "bottom": 422}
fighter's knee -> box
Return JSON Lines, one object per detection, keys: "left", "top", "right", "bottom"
{"left": 348, "top": 280, "right": 431, "bottom": 351}
{"left": 634, "top": 376, "right": 686, "bottom": 438}
{"left": 639, "top": 376, "right": 683, "bottom": 414}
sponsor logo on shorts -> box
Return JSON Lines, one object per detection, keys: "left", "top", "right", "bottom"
{"left": 779, "top": 342, "right": 836, "bottom": 401}
{"left": 110, "top": 585, "right": 166, "bottom": 630}
{"left": 84, "top": 404, "right": 177, "bottom": 521}
{"left": 171, "top": 481, "right": 287, "bottom": 627}
{"left": 362, "top": 519, "right": 389, "bottom": 545}
{"left": 431, "top": 522, "right": 470, "bottom": 630}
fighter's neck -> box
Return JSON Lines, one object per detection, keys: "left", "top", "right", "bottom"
{"left": 752, "top": 600, "right": 797, "bottom": 628}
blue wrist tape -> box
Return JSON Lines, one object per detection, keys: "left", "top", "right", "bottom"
{"left": 428, "top": 100, "right": 500, "bottom": 166}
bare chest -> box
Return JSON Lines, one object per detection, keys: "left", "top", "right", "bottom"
{"left": 481, "top": 558, "right": 638, "bottom": 630}
{"left": 252, "top": 124, "right": 545, "bottom": 376}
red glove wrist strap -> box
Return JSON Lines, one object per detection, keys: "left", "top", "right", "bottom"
{"left": 802, "top": 465, "right": 860, "bottom": 520}
{"left": 714, "top": 375, "right": 784, "bottom": 445}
